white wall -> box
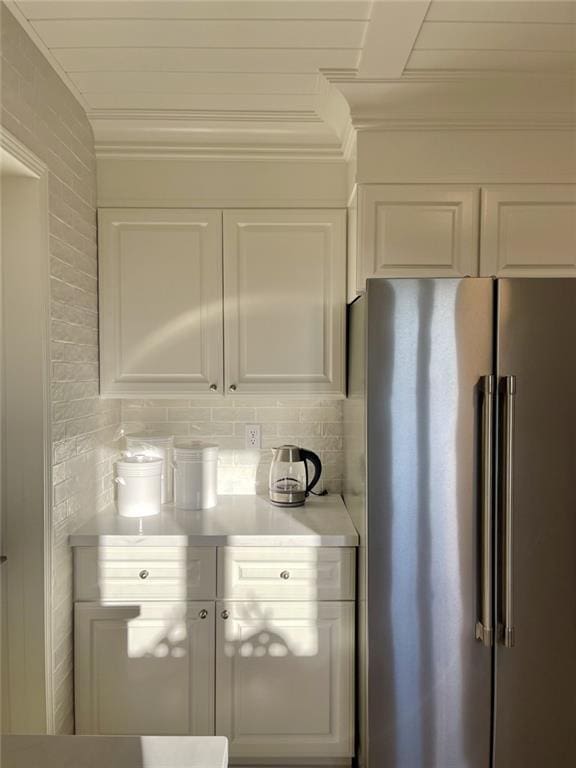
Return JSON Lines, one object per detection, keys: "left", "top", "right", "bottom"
{"left": 1, "top": 4, "right": 120, "bottom": 733}
{"left": 97, "top": 155, "right": 349, "bottom": 208}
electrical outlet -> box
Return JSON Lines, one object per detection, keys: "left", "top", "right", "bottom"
{"left": 245, "top": 424, "right": 261, "bottom": 449}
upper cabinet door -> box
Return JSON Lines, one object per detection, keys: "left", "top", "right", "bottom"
{"left": 99, "top": 209, "right": 223, "bottom": 397}
{"left": 223, "top": 210, "right": 346, "bottom": 395}
{"left": 480, "top": 186, "right": 576, "bottom": 277}
{"left": 357, "top": 185, "right": 480, "bottom": 288}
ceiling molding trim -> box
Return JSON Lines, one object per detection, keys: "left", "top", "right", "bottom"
{"left": 7, "top": 1, "right": 91, "bottom": 113}
{"left": 87, "top": 108, "right": 323, "bottom": 124}
{"left": 97, "top": 197, "right": 348, "bottom": 209}
{"left": 341, "top": 120, "right": 357, "bottom": 163}
{"left": 400, "top": 71, "right": 576, "bottom": 83}
{"left": 326, "top": 72, "right": 576, "bottom": 85}
{"left": 94, "top": 143, "right": 347, "bottom": 162}
{"left": 353, "top": 115, "right": 576, "bottom": 132}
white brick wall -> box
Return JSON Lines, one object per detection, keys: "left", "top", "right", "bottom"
{"left": 1, "top": 4, "right": 120, "bottom": 733}
{"left": 121, "top": 396, "right": 344, "bottom": 495}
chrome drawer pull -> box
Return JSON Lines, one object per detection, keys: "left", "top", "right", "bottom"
{"left": 199, "top": 609, "right": 208, "bottom": 620}
{"left": 139, "top": 569, "right": 149, "bottom": 580}
{"left": 221, "top": 609, "right": 230, "bottom": 620}
{"left": 280, "top": 570, "right": 290, "bottom": 580}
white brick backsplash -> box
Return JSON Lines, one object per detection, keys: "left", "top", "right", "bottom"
{"left": 323, "top": 421, "right": 344, "bottom": 436}
{"left": 51, "top": 319, "right": 98, "bottom": 346}
{"left": 256, "top": 407, "right": 300, "bottom": 422}
{"left": 51, "top": 300, "right": 98, "bottom": 329}
{"left": 121, "top": 397, "right": 343, "bottom": 496}
{"left": 211, "top": 407, "right": 256, "bottom": 422}
{"left": 300, "top": 406, "right": 342, "bottom": 422}
{"left": 190, "top": 421, "right": 234, "bottom": 436}
{"left": 277, "top": 422, "right": 323, "bottom": 437}
{"left": 166, "top": 407, "right": 211, "bottom": 421}
{"left": 52, "top": 361, "right": 99, "bottom": 382}
{"left": 2, "top": 4, "right": 121, "bottom": 733}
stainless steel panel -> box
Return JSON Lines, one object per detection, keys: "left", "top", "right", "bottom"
{"left": 366, "top": 278, "right": 493, "bottom": 768}
{"left": 494, "top": 279, "right": 576, "bottom": 768}
{"left": 344, "top": 296, "right": 368, "bottom": 766}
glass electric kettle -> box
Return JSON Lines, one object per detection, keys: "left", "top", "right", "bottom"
{"left": 268, "top": 445, "right": 322, "bottom": 507}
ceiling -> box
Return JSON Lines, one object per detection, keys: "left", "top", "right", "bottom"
{"left": 8, "top": 0, "right": 576, "bottom": 158}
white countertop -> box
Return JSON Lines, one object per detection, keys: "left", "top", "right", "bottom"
{"left": 69, "top": 494, "right": 358, "bottom": 547}
{"left": 0, "top": 736, "right": 228, "bottom": 768}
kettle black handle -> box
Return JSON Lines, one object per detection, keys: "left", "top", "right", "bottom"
{"left": 301, "top": 449, "right": 322, "bottom": 495}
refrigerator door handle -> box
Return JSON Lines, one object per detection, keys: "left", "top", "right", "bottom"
{"left": 476, "top": 374, "right": 495, "bottom": 647}
{"left": 500, "top": 375, "right": 517, "bottom": 648}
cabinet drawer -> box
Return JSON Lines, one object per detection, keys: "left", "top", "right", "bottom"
{"left": 74, "top": 547, "right": 216, "bottom": 602}
{"left": 217, "top": 547, "right": 355, "bottom": 601}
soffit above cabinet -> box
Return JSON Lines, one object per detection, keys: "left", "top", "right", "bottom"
{"left": 9, "top": 0, "right": 576, "bottom": 157}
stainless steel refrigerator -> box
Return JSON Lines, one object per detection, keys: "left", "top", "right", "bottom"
{"left": 344, "top": 278, "right": 576, "bottom": 768}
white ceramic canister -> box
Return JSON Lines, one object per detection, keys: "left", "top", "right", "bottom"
{"left": 173, "top": 443, "right": 219, "bottom": 510}
{"left": 115, "top": 456, "right": 163, "bottom": 518}
{"left": 126, "top": 434, "right": 174, "bottom": 504}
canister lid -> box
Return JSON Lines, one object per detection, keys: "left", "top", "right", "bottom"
{"left": 116, "top": 456, "right": 163, "bottom": 476}
{"left": 174, "top": 441, "right": 219, "bottom": 461}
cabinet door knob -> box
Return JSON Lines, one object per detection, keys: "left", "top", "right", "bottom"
{"left": 280, "top": 570, "right": 290, "bottom": 580}
{"left": 228, "top": 384, "right": 237, "bottom": 392}
{"left": 199, "top": 609, "right": 208, "bottom": 620}
{"left": 221, "top": 609, "right": 230, "bottom": 620}
{"left": 139, "top": 569, "right": 149, "bottom": 580}
{"left": 209, "top": 384, "right": 218, "bottom": 392}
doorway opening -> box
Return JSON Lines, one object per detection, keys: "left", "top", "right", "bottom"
{"left": 1, "top": 130, "right": 52, "bottom": 732}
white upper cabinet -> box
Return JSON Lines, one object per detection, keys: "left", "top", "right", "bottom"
{"left": 99, "top": 208, "right": 346, "bottom": 397}
{"left": 480, "top": 186, "right": 576, "bottom": 277}
{"left": 223, "top": 210, "right": 346, "bottom": 395}
{"left": 353, "top": 185, "right": 480, "bottom": 293}
{"left": 99, "top": 209, "right": 223, "bottom": 397}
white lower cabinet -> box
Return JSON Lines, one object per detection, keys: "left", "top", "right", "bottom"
{"left": 73, "top": 546, "right": 355, "bottom": 763}
{"left": 75, "top": 601, "right": 215, "bottom": 736}
{"left": 215, "top": 600, "right": 355, "bottom": 759}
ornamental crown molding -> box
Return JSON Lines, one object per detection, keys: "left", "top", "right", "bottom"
{"left": 87, "top": 108, "right": 324, "bottom": 125}
{"left": 352, "top": 114, "right": 576, "bottom": 132}
{"left": 330, "top": 71, "right": 576, "bottom": 133}
{"left": 94, "top": 142, "right": 348, "bottom": 162}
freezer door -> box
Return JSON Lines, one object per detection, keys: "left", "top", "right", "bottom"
{"left": 366, "top": 278, "right": 494, "bottom": 768}
{"left": 494, "top": 279, "right": 576, "bottom": 768}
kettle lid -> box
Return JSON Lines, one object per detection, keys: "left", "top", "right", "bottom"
{"left": 272, "top": 444, "right": 303, "bottom": 462}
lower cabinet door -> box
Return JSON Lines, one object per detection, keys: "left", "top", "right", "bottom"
{"left": 215, "top": 601, "right": 355, "bottom": 759}
{"left": 75, "top": 602, "right": 215, "bottom": 735}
